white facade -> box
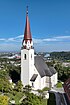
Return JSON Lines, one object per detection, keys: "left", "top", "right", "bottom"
{"left": 50, "top": 73, "right": 58, "bottom": 88}
{"left": 21, "top": 48, "right": 34, "bottom": 86}
{"left": 54, "top": 73, "right": 58, "bottom": 85}
{"left": 32, "top": 66, "right": 41, "bottom": 90}
{"left": 45, "top": 76, "right": 51, "bottom": 88}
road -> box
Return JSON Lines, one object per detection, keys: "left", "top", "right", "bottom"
{"left": 50, "top": 86, "right": 69, "bottom": 105}
{"left": 54, "top": 92, "right": 61, "bottom": 105}
{"left": 50, "top": 91, "right": 68, "bottom": 105}
{"left": 59, "top": 93, "right": 67, "bottom": 105}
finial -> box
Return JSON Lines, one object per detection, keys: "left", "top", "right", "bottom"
{"left": 26, "top": 6, "right": 28, "bottom": 15}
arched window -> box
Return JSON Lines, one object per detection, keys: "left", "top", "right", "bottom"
{"left": 24, "top": 54, "right": 26, "bottom": 60}
{"left": 32, "top": 82, "right": 34, "bottom": 87}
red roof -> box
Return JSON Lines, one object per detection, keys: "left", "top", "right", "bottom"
{"left": 64, "top": 78, "right": 70, "bottom": 101}
{"left": 23, "top": 8, "right": 32, "bottom": 42}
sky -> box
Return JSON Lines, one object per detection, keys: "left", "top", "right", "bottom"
{"left": 0, "top": 0, "right": 70, "bottom": 52}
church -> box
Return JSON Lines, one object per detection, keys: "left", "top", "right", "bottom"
{"left": 21, "top": 8, "right": 57, "bottom": 90}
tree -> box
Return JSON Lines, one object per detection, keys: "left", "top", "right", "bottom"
{"left": 60, "top": 71, "right": 68, "bottom": 82}
{"left": 55, "top": 63, "right": 62, "bottom": 79}
{"left": 23, "top": 85, "right": 32, "bottom": 93}
{"left": 14, "top": 80, "right": 23, "bottom": 92}
{"left": 0, "top": 95, "right": 8, "bottom": 105}
{"left": 46, "top": 62, "right": 53, "bottom": 67}
{"left": 21, "top": 93, "right": 43, "bottom": 105}
{"left": 0, "top": 78, "right": 12, "bottom": 92}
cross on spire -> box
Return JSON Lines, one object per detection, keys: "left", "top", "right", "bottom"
{"left": 26, "top": 6, "right": 28, "bottom": 15}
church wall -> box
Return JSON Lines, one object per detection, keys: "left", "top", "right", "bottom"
{"left": 33, "top": 66, "right": 41, "bottom": 90}
{"left": 28, "top": 49, "right": 34, "bottom": 83}
{"left": 41, "top": 76, "right": 47, "bottom": 89}
{"left": 45, "top": 76, "right": 51, "bottom": 88}
{"left": 50, "top": 75, "right": 56, "bottom": 87}
{"left": 21, "top": 49, "right": 34, "bottom": 86}
{"left": 54, "top": 73, "right": 58, "bottom": 85}
{"left": 21, "top": 49, "right": 29, "bottom": 86}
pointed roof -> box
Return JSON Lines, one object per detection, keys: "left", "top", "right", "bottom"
{"left": 24, "top": 6, "right": 32, "bottom": 41}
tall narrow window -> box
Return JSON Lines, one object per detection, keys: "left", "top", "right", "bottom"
{"left": 31, "top": 54, "right": 32, "bottom": 59}
{"left": 24, "top": 54, "right": 26, "bottom": 60}
{"left": 32, "top": 82, "right": 34, "bottom": 87}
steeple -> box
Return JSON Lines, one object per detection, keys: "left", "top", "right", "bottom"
{"left": 21, "top": 7, "right": 34, "bottom": 87}
{"left": 22, "top": 6, "right": 33, "bottom": 49}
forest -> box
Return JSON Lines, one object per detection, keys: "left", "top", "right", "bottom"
{"left": 50, "top": 51, "right": 70, "bottom": 61}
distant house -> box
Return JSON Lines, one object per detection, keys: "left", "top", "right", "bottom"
{"left": 62, "top": 62, "right": 70, "bottom": 67}
{"left": 44, "top": 54, "right": 50, "bottom": 58}
{"left": 64, "top": 78, "right": 70, "bottom": 103}
{"left": 21, "top": 7, "right": 57, "bottom": 90}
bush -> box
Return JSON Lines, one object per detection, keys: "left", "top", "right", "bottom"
{"left": 22, "top": 93, "right": 43, "bottom": 105}
{"left": 42, "top": 87, "right": 50, "bottom": 91}
{"left": 0, "top": 95, "right": 8, "bottom": 105}
{"left": 56, "top": 82, "right": 62, "bottom": 88}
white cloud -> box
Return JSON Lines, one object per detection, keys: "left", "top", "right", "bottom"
{"left": 0, "top": 35, "right": 70, "bottom": 44}
{"left": 7, "top": 38, "right": 15, "bottom": 41}
{"left": 43, "top": 38, "right": 57, "bottom": 41}
{"left": 55, "top": 35, "right": 70, "bottom": 39}
{"left": 16, "top": 35, "right": 23, "bottom": 38}
{"left": 0, "top": 35, "right": 69, "bottom": 44}
{"left": 0, "top": 38, "right": 6, "bottom": 41}
{"left": 0, "top": 35, "right": 70, "bottom": 52}
{"left": 0, "top": 35, "right": 23, "bottom": 43}
{"left": 33, "top": 38, "right": 43, "bottom": 43}
{"left": 33, "top": 38, "right": 58, "bottom": 44}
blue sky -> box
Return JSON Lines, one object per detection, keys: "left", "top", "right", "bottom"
{"left": 0, "top": 0, "right": 70, "bottom": 52}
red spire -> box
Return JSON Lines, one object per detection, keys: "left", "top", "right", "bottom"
{"left": 24, "top": 6, "right": 32, "bottom": 42}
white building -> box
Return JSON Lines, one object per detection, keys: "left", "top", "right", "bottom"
{"left": 21, "top": 8, "right": 57, "bottom": 90}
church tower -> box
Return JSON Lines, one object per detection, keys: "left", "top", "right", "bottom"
{"left": 21, "top": 7, "right": 34, "bottom": 86}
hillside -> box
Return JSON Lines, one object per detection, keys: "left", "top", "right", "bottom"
{"left": 50, "top": 51, "right": 70, "bottom": 61}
